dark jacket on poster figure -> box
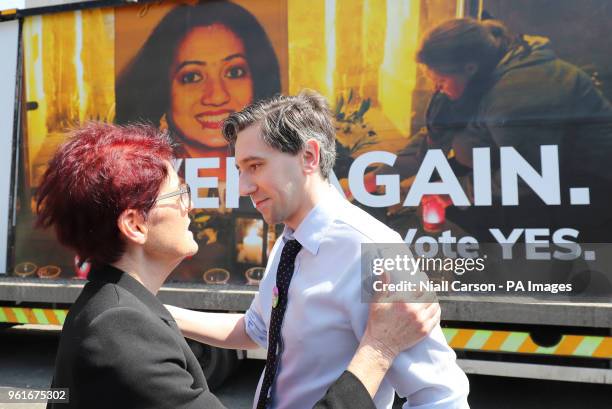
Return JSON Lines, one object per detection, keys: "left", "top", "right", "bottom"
{"left": 47, "top": 264, "right": 377, "bottom": 409}
{"left": 385, "top": 35, "right": 612, "bottom": 241}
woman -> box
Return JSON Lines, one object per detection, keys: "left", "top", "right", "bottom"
{"left": 378, "top": 18, "right": 612, "bottom": 242}
{"left": 116, "top": 0, "right": 281, "bottom": 177}
{"left": 117, "top": 1, "right": 281, "bottom": 282}
{"left": 39, "top": 122, "right": 441, "bottom": 409}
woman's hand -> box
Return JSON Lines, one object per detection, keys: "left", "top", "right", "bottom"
{"left": 347, "top": 290, "right": 441, "bottom": 397}
{"left": 363, "top": 296, "right": 441, "bottom": 360}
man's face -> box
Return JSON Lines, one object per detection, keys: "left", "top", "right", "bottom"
{"left": 235, "top": 124, "right": 305, "bottom": 228}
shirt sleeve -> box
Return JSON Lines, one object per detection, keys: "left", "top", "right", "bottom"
{"left": 388, "top": 326, "right": 470, "bottom": 409}
{"left": 76, "top": 307, "right": 227, "bottom": 409}
{"left": 244, "top": 292, "right": 268, "bottom": 348}
{"left": 346, "top": 258, "right": 470, "bottom": 409}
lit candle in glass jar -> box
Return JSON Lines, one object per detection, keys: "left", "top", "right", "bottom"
{"left": 74, "top": 255, "right": 91, "bottom": 279}
{"left": 422, "top": 195, "right": 446, "bottom": 232}
{"left": 243, "top": 226, "right": 263, "bottom": 264}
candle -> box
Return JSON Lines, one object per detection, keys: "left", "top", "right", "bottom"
{"left": 74, "top": 255, "right": 91, "bottom": 279}
{"left": 242, "top": 226, "right": 263, "bottom": 264}
{"left": 422, "top": 195, "right": 446, "bottom": 232}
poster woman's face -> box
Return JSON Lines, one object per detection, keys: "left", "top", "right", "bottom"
{"left": 170, "top": 24, "right": 254, "bottom": 149}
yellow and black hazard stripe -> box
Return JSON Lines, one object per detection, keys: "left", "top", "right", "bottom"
{"left": 443, "top": 328, "right": 612, "bottom": 359}
{"left": 0, "top": 306, "right": 67, "bottom": 326}
{"left": 2, "top": 307, "right": 611, "bottom": 359}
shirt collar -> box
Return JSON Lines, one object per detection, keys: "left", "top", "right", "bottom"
{"left": 282, "top": 186, "right": 346, "bottom": 255}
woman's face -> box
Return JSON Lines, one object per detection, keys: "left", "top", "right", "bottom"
{"left": 170, "top": 24, "right": 254, "bottom": 149}
{"left": 424, "top": 67, "right": 471, "bottom": 101}
{"left": 144, "top": 162, "right": 198, "bottom": 263}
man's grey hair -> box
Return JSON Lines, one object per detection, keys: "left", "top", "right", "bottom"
{"left": 222, "top": 89, "right": 337, "bottom": 179}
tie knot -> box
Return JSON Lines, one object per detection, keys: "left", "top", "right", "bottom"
{"left": 284, "top": 239, "right": 302, "bottom": 258}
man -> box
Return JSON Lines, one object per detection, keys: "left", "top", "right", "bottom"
{"left": 169, "top": 91, "right": 470, "bottom": 409}
{"left": 41, "top": 122, "right": 440, "bottom": 409}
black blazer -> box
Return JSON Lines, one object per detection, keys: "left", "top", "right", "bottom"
{"left": 48, "top": 265, "right": 375, "bottom": 409}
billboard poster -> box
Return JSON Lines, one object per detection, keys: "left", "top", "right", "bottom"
{"left": 12, "top": 0, "right": 612, "bottom": 299}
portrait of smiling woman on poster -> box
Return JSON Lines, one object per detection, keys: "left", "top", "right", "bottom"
{"left": 115, "top": 0, "right": 282, "bottom": 282}
{"left": 116, "top": 0, "right": 281, "bottom": 181}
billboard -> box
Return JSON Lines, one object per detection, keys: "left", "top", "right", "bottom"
{"left": 12, "top": 0, "right": 612, "bottom": 298}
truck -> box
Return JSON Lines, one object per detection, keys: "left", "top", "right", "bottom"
{"left": 0, "top": 0, "right": 611, "bottom": 388}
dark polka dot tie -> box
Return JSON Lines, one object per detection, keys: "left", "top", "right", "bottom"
{"left": 256, "top": 239, "right": 302, "bottom": 409}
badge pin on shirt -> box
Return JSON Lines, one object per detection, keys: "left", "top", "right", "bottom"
{"left": 272, "top": 286, "right": 279, "bottom": 308}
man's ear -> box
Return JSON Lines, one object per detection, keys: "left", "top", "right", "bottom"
{"left": 302, "top": 138, "right": 321, "bottom": 175}
{"left": 117, "top": 209, "right": 148, "bottom": 245}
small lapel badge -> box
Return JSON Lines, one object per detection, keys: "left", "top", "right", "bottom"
{"left": 272, "top": 286, "right": 279, "bottom": 308}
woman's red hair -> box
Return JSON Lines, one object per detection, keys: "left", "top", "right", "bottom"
{"left": 36, "top": 122, "right": 174, "bottom": 265}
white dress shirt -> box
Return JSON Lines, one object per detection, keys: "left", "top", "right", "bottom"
{"left": 245, "top": 186, "right": 470, "bottom": 409}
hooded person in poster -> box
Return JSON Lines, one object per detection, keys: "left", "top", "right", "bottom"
{"left": 373, "top": 18, "right": 612, "bottom": 243}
